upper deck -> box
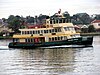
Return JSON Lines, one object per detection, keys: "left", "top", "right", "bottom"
{"left": 13, "top": 12, "right": 80, "bottom": 39}
{"left": 18, "top": 18, "right": 76, "bottom": 35}
{"left": 45, "top": 17, "right": 72, "bottom": 28}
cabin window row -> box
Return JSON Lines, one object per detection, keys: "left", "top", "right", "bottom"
{"left": 49, "top": 36, "right": 67, "bottom": 41}
{"left": 22, "top": 28, "right": 61, "bottom": 34}
{"left": 64, "top": 27, "right": 75, "bottom": 31}
{"left": 50, "top": 19, "right": 71, "bottom": 24}
{"left": 25, "top": 38, "right": 34, "bottom": 42}
{"left": 13, "top": 39, "right": 19, "bottom": 42}
{"left": 25, "top": 38, "right": 42, "bottom": 43}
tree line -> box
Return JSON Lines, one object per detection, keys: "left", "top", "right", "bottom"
{"left": 1, "top": 11, "right": 100, "bottom": 33}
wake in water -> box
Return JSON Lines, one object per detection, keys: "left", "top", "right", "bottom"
{"left": 0, "top": 46, "right": 9, "bottom": 50}
{"left": 0, "top": 45, "right": 93, "bottom": 50}
{"left": 40, "top": 45, "right": 92, "bottom": 49}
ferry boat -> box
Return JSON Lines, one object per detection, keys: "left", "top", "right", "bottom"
{"left": 8, "top": 12, "right": 93, "bottom": 48}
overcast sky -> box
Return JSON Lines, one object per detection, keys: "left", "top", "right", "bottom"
{"left": 0, "top": 0, "right": 100, "bottom": 18}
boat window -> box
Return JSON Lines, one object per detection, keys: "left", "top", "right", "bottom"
{"left": 56, "top": 19, "right": 59, "bottom": 23}
{"left": 22, "top": 31, "right": 24, "bottom": 34}
{"left": 64, "top": 36, "right": 67, "bottom": 40}
{"left": 55, "top": 29, "right": 57, "bottom": 32}
{"left": 26, "top": 39, "right": 33, "bottom": 42}
{"left": 49, "top": 29, "right": 52, "bottom": 33}
{"left": 27, "top": 39, "right": 29, "bottom": 42}
{"left": 55, "top": 37, "right": 57, "bottom": 40}
{"left": 54, "top": 19, "right": 58, "bottom": 24}
{"left": 63, "top": 36, "right": 65, "bottom": 40}
{"left": 64, "top": 27, "right": 68, "bottom": 31}
{"left": 25, "top": 39, "right": 28, "bottom": 42}
{"left": 61, "top": 36, "right": 63, "bottom": 40}
{"left": 58, "top": 37, "right": 60, "bottom": 40}
{"left": 58, "top": 28, "right": 61, "bottom": 32}
{"left": 25, "top": 31, "right": 27, "bottom": 34}
{"left": 59, "top": 19, "right": 62, "bottom": 23}
{"left": 27, "top": 31, "right": 29, "bottom": 34}
{"left": 52, "top": 29, "right": 54, "bottom": 32}
{"left": 33, "top": 31, "right": 35, "bottom": 34}
{"left": 49, "top": 38, "right": 51, "bottom": 41}
{"left": 68, "top": 27, "right": 75, "bottom": 31}
{"left": 30, "top": 31, "right": 32, "bottom": 34}
{"left": 29, "top": 31, "right": 30, "bottom": 34}
{"left": 38, "top": 30, "right": 40, "bottom": 34}
{"left": 54, "top": 20, "right": 56, "bottom": 24}
{"left": 14, "top": 39, "right": 19, "bottom": 42}
{"left": 41, "top": 30, "right": 43, "bottom": 34}
{"left": 66, "top": 19, "right": 68, "bottom": 23}
{"left": 67, "top": 27, "right": 70, "bottom": 31}
{"left": 44, "top": 30, "right": 46, "bottom": 33}
{"left": 31, "top": 39, "right": 34, "bottom": 42}
{"left": 56, "top": 28, "right": 61, "bottom": 32}
{"left": 52, "top": 37, "right": 54, "bottom": 41}
{"left": 28, "top": 39, "right": 30, "bottom": 42}
{"left": 46, "top": 30, "right": 48, "bottom": 33}
{"left": 63, "top": 19, "right": 66, "bottom": 23}
{"left": 50, "top": 20, "right": 52, "bottom": 24}
{"left": 64, "top": 27, "right": 74, "bottom": 31}
{"left": 35, "top": 31, "right": 38, "bottom": 34}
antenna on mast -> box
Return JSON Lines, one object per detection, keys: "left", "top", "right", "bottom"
{"left": 58, "top": 9, "right": 61, "bottom": 14}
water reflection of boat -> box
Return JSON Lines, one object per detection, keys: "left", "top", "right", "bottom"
{"left": 8, "top": 11, "right": 93, "bottom": 49}
{"left": 17, "top": 48, "right": 76, "bottom": 73}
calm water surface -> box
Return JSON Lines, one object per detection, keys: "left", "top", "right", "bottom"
{"left": 0, "top": 36, "right": 100, "bottom": 75}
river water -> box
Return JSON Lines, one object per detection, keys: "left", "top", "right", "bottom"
{"left": 0, "top": 36, "right": 100, "bottom": 75}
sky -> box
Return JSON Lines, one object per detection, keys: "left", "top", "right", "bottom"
{"left": 0, "top": 0, "right": 100, "bottom": 18}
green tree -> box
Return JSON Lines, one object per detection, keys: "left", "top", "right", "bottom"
{"left": 26, "top": 16, "right": 34, "bottom": 23}
{"left": 7, "top": 15, "right": 21, "bottom": 33}
{"left": 9, "top": 18, "right": 20, "bottom": 33}
{"left": 63, "top": 11, "right": 70, "bottom": 19}
{"left": 88, "top": 25, "right": 96, "bottom": 32}
{"left": 72, "top": 13, "right": 92, "bottom": 25}
{"left": 38, "top": 14, "right": 49, "bottom": 24}
{"left": 7, "top": 15, "right": 15, "bottom": 23}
